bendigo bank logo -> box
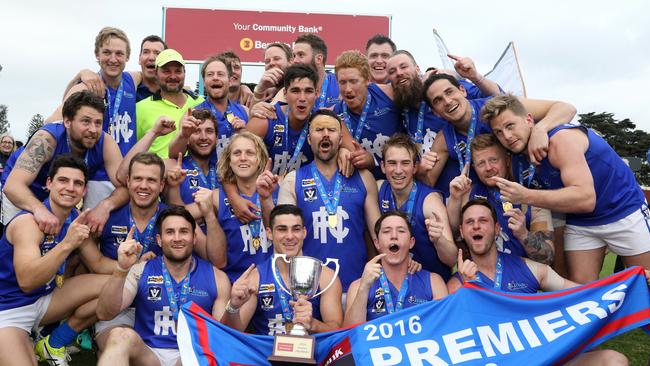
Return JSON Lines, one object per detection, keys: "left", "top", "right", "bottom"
{"left": 240, "top": 38, "right": 254, "bottom": 51}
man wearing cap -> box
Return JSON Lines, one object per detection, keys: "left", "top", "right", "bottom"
{"left": 136, "top": 49, "right": 204, "bottom": 159}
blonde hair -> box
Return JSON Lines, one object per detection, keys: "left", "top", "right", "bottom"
{"left": 94, "top": 27, "right": 131, "bottom": 58}
{"left": 480, "top": 94, "right": 527, "bottom": 126}
{"left": 335, "top": 50, "right": 370, "bottom": 81}
{"left": 217, "top": 132, "right": 269, "bottom": 184}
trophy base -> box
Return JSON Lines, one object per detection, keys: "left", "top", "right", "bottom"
{"left": 268, "top": 333, "right": 317, "bottom": 365}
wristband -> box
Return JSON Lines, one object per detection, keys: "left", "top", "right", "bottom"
{"left": 225, "top": 300, "right": 240, "bottom": 314}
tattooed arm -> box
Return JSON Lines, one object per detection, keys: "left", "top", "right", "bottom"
{"left": 521, "top": 206, "right": 555, "bottom": 265}
{"left": 4, "top": 130, "right": 60, "bottom": 234}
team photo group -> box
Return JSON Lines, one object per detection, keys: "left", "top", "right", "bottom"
{"left": 0, "top": 22, "right": 649, "bottom": 366}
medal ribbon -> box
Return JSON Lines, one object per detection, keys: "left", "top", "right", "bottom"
{"left": 282, "top": 107, "right": 309, "bottom": 175}
{"left": 343, "top": 93, "right": 372, "bottom": 140}
{"left": 161, "top": 258, "right": 192, "bottom": 321}
{"left": 44, "top": 199, "right": 75, "bottom": 287}
{"left": 190, "top": 159, "right": 218, "bottom": 189}
{"left": 273, "top": 264, "right": 294, "bottom": 322}
{"left": 207, "top": 100, "right": 234, "bottom": 135}
{"left": 476, "top": 252, "right": 503, "bottom": 290}
{"left": 518, "top": 160, "right": 536, "bottom": 187}
{"left": 402, "top": 101, "right": 427, "bottom": 144}
{"left": 451, "top": 103, "right": 479, "bottom": 172}
{"left": 129, "top": 205, "right": 160, "bottom": 257}
{"left": 316, "top": 74, "right": 329, "bottom": 109}
{"left": 379, "top": 268, "right": 410, "bottom": 313}
{"left": 310, "top": 164, "right": 343, "bottom": 218}
{"left": 386, "top": 182, "right": 418, "bottom": 227}
{"left": 103, "top": 75, "right": 125, "bottom": 126}
{"left": 247, "top": 192, "right": 262, "bottom": 239}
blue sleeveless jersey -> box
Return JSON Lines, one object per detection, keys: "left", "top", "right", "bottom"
{"left": 99, "top": 203, "right": 165, "bottom": 260}
{"left": 511, "top": 124, "right": 646, "bottom": 226}
{"left": 455, "top": 253, "right": 540, "bottom": 294}
{"left": 470, "top": 182, "right": 531, "bottom": 258}
{"left": 4, "top": 123, "right": 106, "bottom": 201}
{"left": 178, "top": 155, "right": 220, "bottom": 205}
{"left": 294, "top": 163, "right": 368, "bottom": 291}
{"left": 0, "top": 201, "right": 78, "bottom": 311}
{"left": 133, "top": 255, "right": 217, "bottom": 349}
{"left": 217, "top": 188, "right": 276, "bottom": 283}
{"left": 105, "top": 72, "right": 137, "bottom": 155}
{"left": 439, "top": 98, "right": 492, "bottom": 198}
{"left": 334, "top": 83, "right": 403, "bottom": 179}
{"left": 402, "top": 80, "right": 488, "bottom": 162}
{"left": 195, "top": 99, "right": 248, "bottom": 158}
{"left": 378, "top": 181, "right": 451, "bottom": 280}
{"left": 263, "top": 102, "right": 314, "bottom": 175}
{"left": 366, "top": 269, "right": 433, "bottom": 321}
{"left": 251, "top": 258, "right": 322, "bottom": 335}
{"left": 313, "top": 72, "right": 340, "bottom": 112}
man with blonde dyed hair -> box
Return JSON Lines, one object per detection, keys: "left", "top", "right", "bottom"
{"left": 446, "top": 133, "right": 555, "bottom": 265}
{"left": 483, "top": 94, "right": 650, "bottom": 284}
{"left": 334, "top": 50, "right": 404, "bottom": 180}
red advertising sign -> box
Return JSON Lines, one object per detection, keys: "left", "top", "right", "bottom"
{"left": 163, "top": 8, "right": 391, "bottom": 66}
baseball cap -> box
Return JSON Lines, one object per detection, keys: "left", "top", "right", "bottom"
{"left": 155, "top": 49, "right": 185, "bottom": 68}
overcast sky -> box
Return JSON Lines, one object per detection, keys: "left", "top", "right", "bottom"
{"left": 1, "top": 0, "right": 649, "bottom": 142}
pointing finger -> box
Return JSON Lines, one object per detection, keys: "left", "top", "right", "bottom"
{"left": 241, "top": 263, "right": 256, "bottom": 279}
{"left": 461, "top": 162, "right": 470, "bottom": 177}
{"left": 126, "top": 225, "right": 136, "bottom": 241}
{"left": 457, "top": 249, "right": 463, "bottom": 265}
{"left": 372, "top": 253, "right": 387, "bottom": 263}
{"left": 447, "top": 53, "right": 461, "bottom": 61}
{"left": 265, "top": 158, "right": 272, "bottom": 171}
{"left": 177, "top": 152, "right": 183, "bottom": 168}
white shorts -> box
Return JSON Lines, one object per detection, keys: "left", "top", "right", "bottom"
{"left": 82, "top": 180, "right": 115, "bottom": 210}
{"left": 1, "top": 192, "right": 20, "bottom": 225}
{"left": 148, "top": 346, "right": 180, "bottom": 366}
{"left": 564, "top": 206, "right": 650, "bottom": 256}
{"left": 0, "top": 293, "right": 53, "bottom": 333}
{"left": 95, "top": 307, "right": 135, "bottom": 336}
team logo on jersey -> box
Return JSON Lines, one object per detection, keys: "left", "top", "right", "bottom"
{"left": 301, "top": 178, "right": 315, "bottom": 187}
{"left": 408, "top": 295, "right": 427, "bottom": 305}
{"left": 259, "top": 283, "right": 276, "bottom": 293}
{"left": 273, "top": 134, "right": 283, "bottom": 147}
{"left": 115, "top": 236, "right": 126, "bottom": 245}
{"left": 372, "top": 298, "right": 386, "bottom": 313}
{"left": 303, "top": 187, "right": 317, "bottom": 202}
{"left": 147, "top": 286, "right": 162, "bottom": 301}
{"left": 147, "top": 275, "right": 164, "bottom": 284}
{"left": 260, "top": 294, "right": 274, "bottom": 310}
{"left": 189, "top": 177, "right": 199, "bottom": 188}
{"left": 186, "top": 169, "right": 199, "bottom": 177}
{"left": 381, "top": 200, "right": 390, "bottom": 209}
{"left": 189, "top": 287, "right": 208, "bottom": 297}
{"left": 111, "top": 225, "right": 128, "bottom": 235}
{"left": 373, "top": 107, "right": 391, "bottom": 117}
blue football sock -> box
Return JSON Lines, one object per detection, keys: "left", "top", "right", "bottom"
{"left": 48, "top": 321, "right": 78, "bottom": 349}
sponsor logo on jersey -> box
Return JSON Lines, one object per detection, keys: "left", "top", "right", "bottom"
{"left": 147, "top": 275, "right": 164, "bottom": 284}
{"left": 111, "top": 225, "right": 129, "bottom": 235}
{"left": 186, "top": 169, "right": 199, "bottom": 177}
{"left": 259, "top": 283, "right": 275, "bottom": 293}
{"left": 381, "top": 200, "right": 389, "bottom": 209}
{"left": 273, "top": 124, "right": 285, "bottom": 133}
{"left": 301, "top": 178, "right": 315, "bottom": 187}
{"left": 189, "top": 287, "right": 209, "bottom": 297}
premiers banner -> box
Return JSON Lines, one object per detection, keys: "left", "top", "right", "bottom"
{"left": 178, "top": 267, "right": 650, "bottom": 365}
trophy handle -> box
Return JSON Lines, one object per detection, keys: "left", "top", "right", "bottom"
{"left": 314, "top": 258, "right": 340, "bottom": 298}
{"left": 271, "top": 253, "right": 292, "bottom": 295}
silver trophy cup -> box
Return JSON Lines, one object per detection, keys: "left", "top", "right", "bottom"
{"left": 271, "top": 254, "right": 340, "bottom": 336}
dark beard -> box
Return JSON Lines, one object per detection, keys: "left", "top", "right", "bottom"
{"left": 393, "top": 75, "right": 424, "bottom": 110}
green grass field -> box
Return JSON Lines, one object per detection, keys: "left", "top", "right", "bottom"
{"left": 44, "top": 253, "right": 649, "bottom": 365}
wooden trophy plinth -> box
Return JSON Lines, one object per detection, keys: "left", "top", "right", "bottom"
{"left": 268, "top": 332, "right": 317, "bottom": 365}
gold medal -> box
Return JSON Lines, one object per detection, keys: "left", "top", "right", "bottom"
{"left": 285, "top": 322, "right": 294, "bottom": 334}
{"left": 226, "top": 112, "right": 235, "bottom": 124}
{"left": 55, "top": 274, "right": 64, "bottom": 288}
{"left": 502, "top": 201, "right": 513, "bottom": 212}
{"left": 328, "top": 214, "right": 338, "bottom": 228}
{"left": 252, "top": 237, "right": 261, "bottom": 250}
